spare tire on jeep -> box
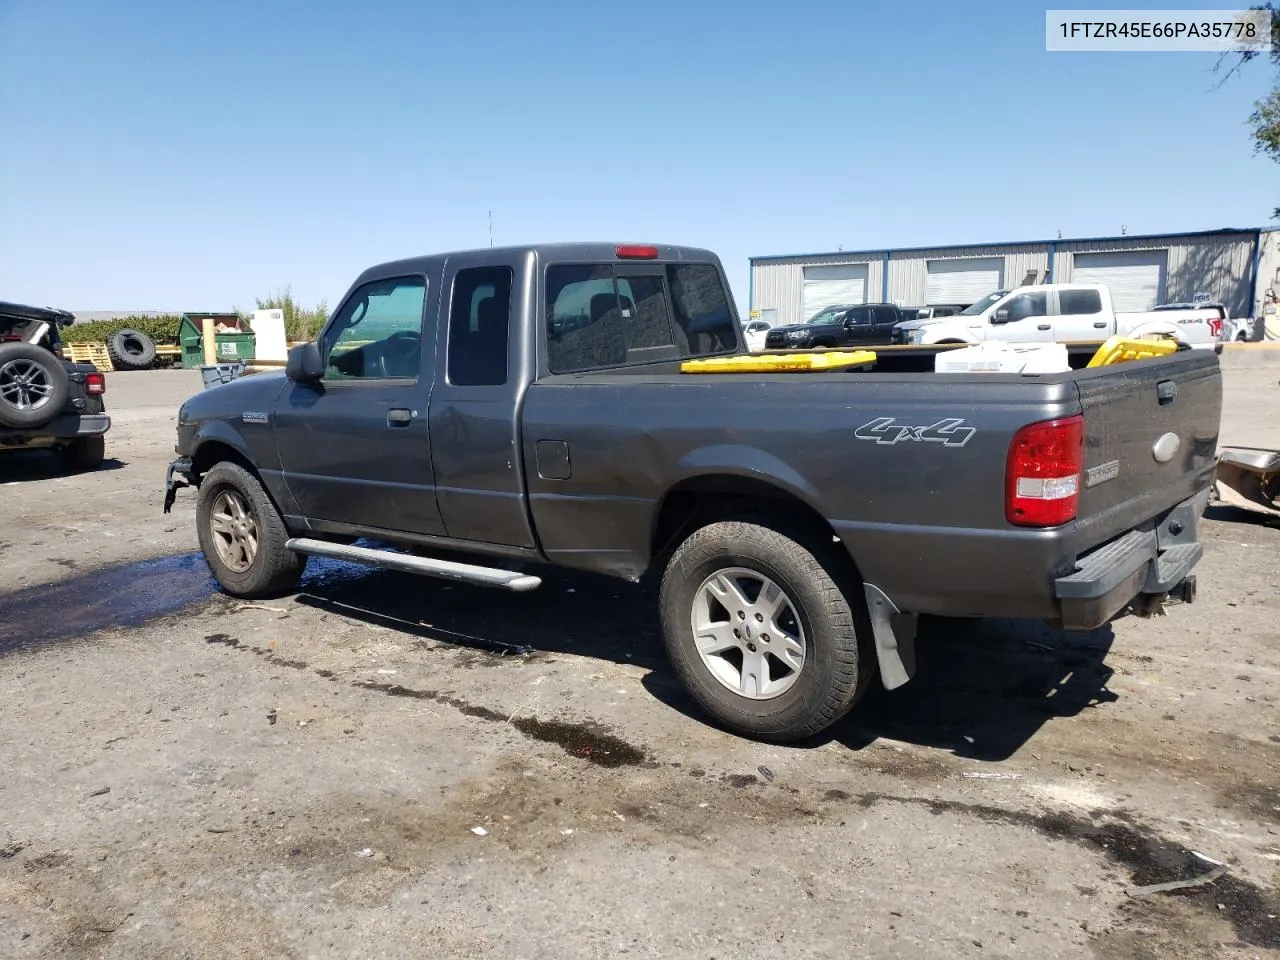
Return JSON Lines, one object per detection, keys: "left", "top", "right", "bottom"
{"left": 0, "top": 342, "right": 70, "bottom": 429}
{"left": 107, "top": 328, "right": 157, "bottom": 370}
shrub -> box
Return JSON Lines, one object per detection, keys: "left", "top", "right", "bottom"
{"left": 62, "top": 314, "right": 183, "bottom": 345}
{"left": 255, "top": 285, "right": 329, "bottom": 342}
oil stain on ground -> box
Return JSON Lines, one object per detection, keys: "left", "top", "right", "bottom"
{"left": 0, "top": 553, "right": 217, "bottom": 652}
{"left": 204, "top": 634, "right": 312, "bottom": 673}
{"left": 856, "top": 793, "right": 1280, "bottom": 949}
{"left": 357, "top": 681, "right": 647, "bottom": 768}
{"left": 200, "top": 635, "right": 648, "bottom": 769}
{"left": 0, "top": 550, "right": 387, "bottom": 656}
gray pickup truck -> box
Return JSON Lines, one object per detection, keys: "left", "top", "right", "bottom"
{"left": 164, "top": 243, "right": 1221, "bottom": 742}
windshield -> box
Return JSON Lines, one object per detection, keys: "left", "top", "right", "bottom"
{"left": 807, "top": 308, "right": 845, "bottom": 325}
{"left": 959, "top": 291, "right": 1008, "bottom": 316}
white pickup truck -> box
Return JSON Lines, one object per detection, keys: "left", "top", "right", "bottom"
{"left": 892, "top": 283, "right": 1223, "bottom": 350}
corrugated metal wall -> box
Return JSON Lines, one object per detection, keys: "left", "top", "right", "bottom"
{"left": 886, "top": 246, "right": 1049, "bottom": 304}
{"left": 751, "top": 255, "right": 882, "bottom": 327}
{"left": 1051, "top": 233, "right": 1257, "bottom": 317}
{"left": 753, "top": 232, "right": 1260, "bottom": 324}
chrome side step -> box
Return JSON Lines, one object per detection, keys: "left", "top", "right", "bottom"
{"left": 285, "top": 538, "right": 542, "bottom": 592}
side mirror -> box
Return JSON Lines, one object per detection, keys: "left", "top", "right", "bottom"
{"left": 992, "top": 308, "right": 1010, "bottom": 324}
{"left": 286, "top": 341, "right": 324, "bottom": 383}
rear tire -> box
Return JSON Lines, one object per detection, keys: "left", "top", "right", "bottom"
{"left": 658, "top": 518, "right": 872, "bottom": 743}
{"left": 196, "top": 461, "right": 307, "bottom": 598}
{"left": 58, "top": 436, "right": 105, "bottom": 472}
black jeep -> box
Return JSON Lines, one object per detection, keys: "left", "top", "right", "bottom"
{"left": 0, "top": 301, "right": 110, "bottom": 471}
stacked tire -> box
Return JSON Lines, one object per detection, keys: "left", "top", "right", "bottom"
{"left": 106, "top": 328, "right": 157, "bottom": 370}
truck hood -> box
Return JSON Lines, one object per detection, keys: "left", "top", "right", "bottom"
{"left": 178, "top": 370, "right": 288, "bottom": 426}
{"left": 766, "top": 324, "right": 824, "bottom": 337}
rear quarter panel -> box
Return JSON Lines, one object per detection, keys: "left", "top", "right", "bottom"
{"left": 1119, "top": 309, "right": 1215, "bottom": 345}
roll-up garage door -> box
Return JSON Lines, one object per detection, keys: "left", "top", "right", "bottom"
{"left": 1070, "top": 250, "right": 1167, "bottom": 312}
{"left": 925, "top": 258, "right": 1004, "bottom": 305}
{"left": 801, "top": 264, "right": 867, "bottom": 322}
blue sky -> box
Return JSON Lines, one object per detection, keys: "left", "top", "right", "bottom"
{"left": 0, "top": 0, "right": 1275, "bottom": 315}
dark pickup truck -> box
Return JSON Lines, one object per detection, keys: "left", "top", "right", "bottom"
{"left": 764, "top": 302, "right": 912, "bottom": 349}
{"left": 164, "top": 243, "right": 1221, "bottom": 742}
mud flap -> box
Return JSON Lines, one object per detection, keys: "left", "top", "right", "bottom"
{"left": 863, "top": 583, "right": 918, "bottom": 690}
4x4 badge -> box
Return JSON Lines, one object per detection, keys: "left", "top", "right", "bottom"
{"left": 854, "top": 417, "right": 976, "bottom": 448}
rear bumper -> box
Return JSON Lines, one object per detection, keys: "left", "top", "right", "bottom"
{"left": 1051, "top": 487, "right": 1208, "bottom": 629}
{"left": 0, "top": 413, "right": 110, "bottom": 445}
{"left": 835, "top": 487, "right": 1210, "bottom": 629}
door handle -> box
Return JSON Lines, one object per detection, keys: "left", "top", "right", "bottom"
{"left": 387, "top": 408, "right": 412, "bottom": 427}
{"left": 1037, "top": 324, "right": 1051, "bottom": 331}
{"left": 1093, "top": 321, "right": 1107, "bottom": 328}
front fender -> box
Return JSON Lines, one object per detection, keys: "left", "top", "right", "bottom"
{"left": 190, "top": 419, "right": 256, "bottom": 466}
{"left": 187, "top": 417, "right": 299, "bottom": 517}
{"left": 921, "top": 329, "right": 978, "bottom": 345}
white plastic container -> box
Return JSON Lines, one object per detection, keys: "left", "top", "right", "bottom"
{"left": 933, "top": 340, "right": 1071, "bottom": 375}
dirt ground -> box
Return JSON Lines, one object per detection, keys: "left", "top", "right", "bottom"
{"left": 1, "top": 350, "right": 1277, "bottom": 960}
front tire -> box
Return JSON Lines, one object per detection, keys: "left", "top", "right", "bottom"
{"left": 196, "top": 461, "right": 307, "bottom": 598}
{"left": 658, "top": 519, "right": 872, "bottom": 743}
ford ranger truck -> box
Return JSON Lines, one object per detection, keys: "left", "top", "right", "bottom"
{"left": 164, "top": 243, "right": 1221, "bottom": 743}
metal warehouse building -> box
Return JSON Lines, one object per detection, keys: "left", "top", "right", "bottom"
{"left": 750, "top": 227, "right": 1273, "bottom": 329}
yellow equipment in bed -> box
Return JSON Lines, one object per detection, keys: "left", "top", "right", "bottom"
{"left": 1085, "top": 335, "right": 1179, "bottom": 368}
{"left": 680, "top": 350, "right": 878, "bottom": 374}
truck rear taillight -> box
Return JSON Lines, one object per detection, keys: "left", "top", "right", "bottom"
{"left": 615, "top": 244, "right": 659, "bottom": 260}
{"left": 1208, "top": 318, "right": 1223, "bottom": 338}
{"left": 1005, "top": 415, "right": 1084, "bottom": 527}
{"left": 85, "top": 372, "right": 106, "bottom": 395}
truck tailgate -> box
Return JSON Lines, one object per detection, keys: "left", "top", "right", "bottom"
{"left": 1071, "top": 351, "right": 1221, "bottom": 548}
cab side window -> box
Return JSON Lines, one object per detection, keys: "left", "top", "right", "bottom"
{"left": 324, "top": 277, "right": 426, "bottom": 380}
{"left": 447, "top": 267, "right": 512, "bottom": 386}
{"left": 1058, "top": 290, "right": 1102, "bottom": 315}
{"left": 1002, "top": 292, "right": 1048, "bottom": 323}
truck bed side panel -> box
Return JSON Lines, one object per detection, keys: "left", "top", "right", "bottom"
{"left": 520, "top": 373, "right": 1078, "bottom": 602}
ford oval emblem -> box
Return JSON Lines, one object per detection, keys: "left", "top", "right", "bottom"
{"left": 1152, "top": 432, "right": 1180, "bottom": 463}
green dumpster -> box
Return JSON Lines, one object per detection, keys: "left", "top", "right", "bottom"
{"left": 179, "top": 313, "right": 257, "bottom": 369}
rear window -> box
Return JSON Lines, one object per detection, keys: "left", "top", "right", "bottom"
{"left": 546, "top": 262, "right": 736, "bottom": 373}
{"left": 1059, "top": 289, "right": 1102, "bottom": 315}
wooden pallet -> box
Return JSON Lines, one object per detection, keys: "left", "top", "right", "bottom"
{"left": 61, "top": 341, "right": 115, "bottom": 371}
